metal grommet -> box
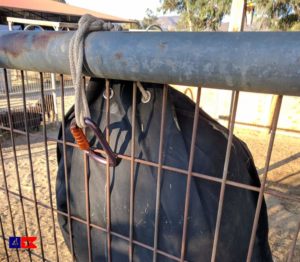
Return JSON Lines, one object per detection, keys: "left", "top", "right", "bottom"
{"left": 141, "top": 90, "right": 151, "bottom": 104}
{"left": 103, "top": 88, "right": 114, "bottom": 100}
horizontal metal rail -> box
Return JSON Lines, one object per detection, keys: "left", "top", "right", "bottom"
{"left": 0, "top": 31, "right": 300, "bottom": 95}
{"left": 0, "top": 85, "right": 74, "bottom": 99}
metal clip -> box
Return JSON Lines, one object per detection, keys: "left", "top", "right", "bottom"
{"left": 70, "top": 117, "right": 118, "bottom": 167}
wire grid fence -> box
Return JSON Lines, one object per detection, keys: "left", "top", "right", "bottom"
{"left": 0, "top": 70, "right": 74, "bottom": 134}
{"left": 0, "top": 70, "right": 73, "bottom": 94}
{"left": 0, "top": 68, "right": 299, "bottom": 262}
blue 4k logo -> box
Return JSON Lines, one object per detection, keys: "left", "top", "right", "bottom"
{"left": 9, "top": 237, "right": 21, "bottom": 248}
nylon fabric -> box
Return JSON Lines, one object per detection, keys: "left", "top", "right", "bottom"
{"left": 56, "top": 78, "right": 273, "bottom": 261}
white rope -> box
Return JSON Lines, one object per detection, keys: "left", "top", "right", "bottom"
{"left": 69, "top": 14, "right": 113, "bottom": 128}
{"left": 69, "top": 14, "right": 151, "bottom": 127}
{"left": 137, "top": 81, "right": 151, "bottom": 103}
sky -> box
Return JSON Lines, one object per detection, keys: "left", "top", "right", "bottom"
{"left": 67, "top": 0, "right": 164, "bottom": 20}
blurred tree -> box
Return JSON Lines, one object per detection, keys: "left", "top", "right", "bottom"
{"left": 290, "top": 21, "right": 300, "bottom": 30}
{"left": 159, "top": 0, "right": 232, "bottom": 31}
{"left": 141, "top": 8, "right": 159, "bottom": 29}
{"left": 254, "top": 0, "right": 300, "bottom": 30}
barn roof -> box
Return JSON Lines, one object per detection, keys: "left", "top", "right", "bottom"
{"left": 0, "top": 0, "right": 132, "bottom": 23}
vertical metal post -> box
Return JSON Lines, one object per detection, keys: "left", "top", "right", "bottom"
{"left": 180, "top": 86, "right": 202, "bottom": 261}
{"left": 287, "top": 221, "right": 300, "bottom": 262}
{"left": 105, "top": 79, "right": 112, "bottom": 262}
{"left": 8, "top": 21, "right": 13, "bottom": 31}
{"left": 3, "top": 69, "right": 21, "bottom": 261}
{"left": 83, "top": 76, "right": 92, "bottom": 262}
{"left": 20, "top": 70, "right": 34, "bottom": 262}
{"left": 50, "top": 27, "right": 59, "bottom": 123}
{"left": 246, "top": 95, "right": 283, "bottom": 261}
{"left": 153, "top": 84, "right": 168, "bottom": 262}
{"left": 40, "top": 72, "right": 59, "bottom": 261}
{"left": 6, "top": 22, "right": 13, "bottom": 94}
{"left": 227, "top": 0, "right": 245, "bottom": 129}
{"left": 268, "top": 95, "right": 280, "bottom": 133}
{"left": 129, "top": 82, "right": 137, "bottom": 261}
{"left": 0, "top": 215, "right": 9, "bottom": 261}
{"left": 210, "top": 91, "right": 240, "bottom": 261}
{"left": 0, "top": 142, "right": 20, "bottom": 262}
{"left": 84, "top": 148, "right": 92, "bottom": 262}
{"left": 60, "top": 74, "right": 75, "bottom": 261}
{"left": 11, "top": 68, "right": 45, "bottom": 260}
{"left": 51, "top": 73, "right": 58, "bottom": 123}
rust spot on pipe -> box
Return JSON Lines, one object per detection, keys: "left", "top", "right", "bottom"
{"left": 32, "top": 32, "right": 64, "bottom": 49}
{"left": 0, "top": 31, "right": 65, "bottom": 58}
{"left": 114, "top": 52, "right": 123, "bottom": 60}
{"left": 0, "top": 32, "right": 30, "bottom": 57}
{"left": 159, "top": 42, "right": 167, "bottom": 50}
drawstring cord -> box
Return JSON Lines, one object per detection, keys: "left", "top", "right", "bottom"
{"left": 137, "top": 81, "right": 151, "bottom": 103}
{"left": 69, "top": 14, "right": 150, "bottom": 127}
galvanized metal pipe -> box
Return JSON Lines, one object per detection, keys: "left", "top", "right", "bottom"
{"left": 0, "top": 31, "right": 300, "bottom": 95}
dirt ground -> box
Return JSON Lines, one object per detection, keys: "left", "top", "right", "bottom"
{"left": 0, "top": 102, "right": 299, "bottom": 261}
{"left": 234, "top": 127, "right": 300, "bottom": 262}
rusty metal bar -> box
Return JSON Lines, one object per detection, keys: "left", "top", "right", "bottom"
{"left": 227, "top": 91, "right": 236, "bottom": 129}
{"left": 180, "top": 86, "right": 202, "bottom": 261}
{"left": 60, "top": 74, "right": 75, "bottom": 261}
{"left": 129, "top": 82, "right": 137, "bottom": 261}
{"left": 0, "top": 86, "right": 74, "bottom": 99}
{"left": 84, "top": 148, "right": 92, "bottom": 262}
{"left": 82, "top": 77, "right": 93, "bottom": 262}
{"left": 25, "top": 73, "right": 43, "bottom": 261}
{"left": 0, "top": 146, "right": 18, "bottom": 262}
{"left": 105, "top": 79, "right": 112, "bottom": 262}
{"left": 0, "top": 215, "right": 9, "bottom": 261}
{"left": 20, "top": 69, "right": 45, "bottom": 259}
{"left": 211, "top": 91, "right": 239, "bottom": 261}
{"left": 1, "top": 31, "right": 300, "bottom": 95}
{"left": 264, "top": 188, "right": 300, "bottom": 203}
{"left": 20, "top": 70, "right": 34, "bottom": 262}
{"left": 287, "top": 220, "right": 300, "bottom": 262}
{"left": 40, "top": 72, "right": 59, "bottom": 261}
{"left": 246, "top": 95, "right": 283, "bottom": 261}
{"left": 219, "top": 117, "right": 300, "bottom": 135}
{"left": 153, "top": 84, "right": 168, "bottom": 261}
{"left": 2, "top": 69, "right": 21, "bottom": 262}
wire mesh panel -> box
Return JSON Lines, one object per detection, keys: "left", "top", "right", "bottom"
{"left": 0, "top": 67, "right": 299, "bottom": 262}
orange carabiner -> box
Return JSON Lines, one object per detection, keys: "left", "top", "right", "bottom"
{"left": 70, "top": 118, "right": 118, "bottom": 167}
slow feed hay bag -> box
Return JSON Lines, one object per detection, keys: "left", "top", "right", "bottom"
{"left": 56, "top": 78, "right": 272, "bottom": 261}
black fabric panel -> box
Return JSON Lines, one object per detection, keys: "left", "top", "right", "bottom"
{"left": 56, "top": 78, "right": 273, "bottom": 262}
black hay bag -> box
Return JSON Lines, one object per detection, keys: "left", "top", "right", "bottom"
{"left": 56, "top": 78, "right": 273, "bottom": 262}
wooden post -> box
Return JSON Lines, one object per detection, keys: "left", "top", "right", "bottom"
{"left": 226, "top": 0, "right": 246, "bottom": 128}
{"left": 228, "top": 0, "right": 246, "bottom": 32}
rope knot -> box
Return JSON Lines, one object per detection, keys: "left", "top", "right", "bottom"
{"left": 69, "top": 14, "right": 113, "bottom": 128}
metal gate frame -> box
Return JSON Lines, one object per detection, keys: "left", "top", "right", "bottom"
{"left": 0, "top": 31, "right": 299, "bottom": 262}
